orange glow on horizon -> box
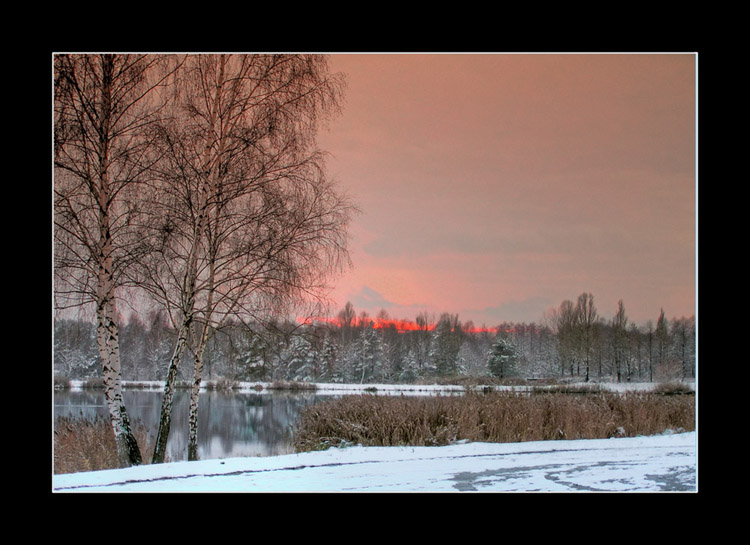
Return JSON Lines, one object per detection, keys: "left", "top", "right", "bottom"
{"left": 297, "top": 316, "right": 501, "bottom": 335}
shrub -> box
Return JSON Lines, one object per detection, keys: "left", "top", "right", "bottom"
{"left": 81, "top": 377, "right": 105, "bottom": 389}
{"left": 205, "top": 378, "right": 239, "bottom": 391}
{"left": 269, "top": 381, "right": 318, "bottom": 391}
{"left": 651, "top": 382, "right": 694, "bottom": 395}
{"left": 418, "top": 375, "right": 501, "bottom": 387}
{"left": 54, "top": 376, "right": 71, "bottom": 390}
{"left": 533, "top": 383, "right": 604, "bottom": 395}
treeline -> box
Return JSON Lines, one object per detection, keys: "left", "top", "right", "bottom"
{"left": 54, "top": 294, "right": 696, "bottom": 385}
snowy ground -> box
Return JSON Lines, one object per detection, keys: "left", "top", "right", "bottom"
{"left": 53, "top": 430, "right": 697, "bottom": 493}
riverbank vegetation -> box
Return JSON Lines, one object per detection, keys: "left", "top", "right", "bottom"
{"left": 292, "top": 389, "right": 695, "bottom": 453}
{"left": 54, "top": 383, "right": 694, "bottom": 474}
{"left": 54, "top": 416, "right": 162, "bottom": 475}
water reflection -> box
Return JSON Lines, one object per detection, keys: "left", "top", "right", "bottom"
{"left": 53, "top": 389, "right": 334, "bottom": 462}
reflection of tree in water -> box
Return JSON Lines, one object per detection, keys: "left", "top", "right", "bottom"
{"left": 55, "top": 390, "right": 335, "bottom": 461}
{"left": 54, "top": 390, "right": 109, "bottom": 420}
{"left": 199, "top": 392, "right": 324, "bottom": 458}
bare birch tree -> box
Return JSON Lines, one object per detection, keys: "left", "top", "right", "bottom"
{"left": 53, "top": 53, "right": 179, "bottom": 467}
{"left": 135, "top": 54, "right": 353, "bottom": 462}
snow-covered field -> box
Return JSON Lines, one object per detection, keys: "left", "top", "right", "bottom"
{"left": 53, "top": 430, "right": 697, "bottom": 493}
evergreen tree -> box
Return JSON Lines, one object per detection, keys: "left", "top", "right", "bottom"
{"left": 655, "top": 309, "right": 670, "bottom": 377}
{"left": 237, "top": 332, "right": 267, "bottom": 381}
{"left": 487, "top": 334, "right": 519, "bottom": 379}
{"left": 282, "top": 335, "right": 317, "bottom": 382}
{"left": 54, "top": 318, "right": 99, "bottom": 379}
{"left": 318, "top": 332, "right": 338, "bottom": 382}
{"left": 333, "top": 343, "right": 357, "bottom": 383}
{"left": 355, "top": 324, "right": 383, "bottom": 383}
{"left": 397, "top": 348, "right": 420, "bottom": 383}
{"left": 429, "top": 313, "right": 463, "bottom": 376}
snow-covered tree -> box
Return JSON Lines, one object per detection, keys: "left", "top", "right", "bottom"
{"left": 54, "top": 318, "right": 99, "bottom": 379}
{"left": 236, "top": 331, "right": 268, "bottom": 381}
{"left": 354, "top": 323, "right": 384, "bottom": 383}
{"left": 396, "top": 348, "right": 420, "bottom": 383}
{"left": 293, "top": 338, "right": 320, "bottom": 382}
{"left": 318, "top": 333, "right": 339, "bottom": 382}
{"left": 457, "top": 341, "right": 487, "bottom": 377}
{"left": 487, "top": 334, "right": 520, "bottom": 379}
{"left": 429, "top": 313, "right": 463, "bottom": 376}
{"left": 670, "top": 315, "right": 695, "bottom": 380}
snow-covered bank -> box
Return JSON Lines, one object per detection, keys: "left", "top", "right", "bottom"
{"left": 63, "top": 379, "right": 695, "bottom": 395}
{"left": 53, "top": 430, "right": 697, "bottom": 493}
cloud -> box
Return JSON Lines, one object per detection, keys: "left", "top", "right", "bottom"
{"left": 350, "top": 285, "right": 397, "bottom": 309}
{"left": 466, "top": 297, "right": 555, "bottom": 326}
{"left": 346, "top": 285, "right": 429, "bottom": 318}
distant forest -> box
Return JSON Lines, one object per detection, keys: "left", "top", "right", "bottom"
{"left": 54, "top": 294, "right": 696, "bottom": 385}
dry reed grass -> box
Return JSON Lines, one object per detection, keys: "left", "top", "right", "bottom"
{"left": 293, "top": 391, "right": 695, "bottom": 452}
{"left": 54, "top": 416, "right": 160, "bottom": 474}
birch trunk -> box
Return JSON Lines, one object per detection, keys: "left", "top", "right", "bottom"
{"left": 152, "top": 55, "right": 227, "bottom": 463}
{"left": 151, "top": 218, "right": 202, "bottom": 464}
{"left": 187, "top": 326, "right": 210, "bottom": 461}
{"left": 93, "top": 57, "right": 142, "bottom": 467}
{"left": 187, "top": 249, "right": 216, "bottom": 461}
{"left": 95, "top": 274, "right": 142, "bottom": 467}
{"left": 185, "top": 56, "right": 228, "bottom": 462}
{"left": 151, "top": 318, "right": 191, "bottom": 463}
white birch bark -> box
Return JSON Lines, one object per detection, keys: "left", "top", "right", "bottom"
{"left": 150, "top": 318, "right": 191, "bottom": 463}
{"left": 55, "top": 54, "right": 180, "bottom": 467}
{"left": 93, "top": 56, "right": 142, "bottom": 467}
{"left": 187, "top": 323, "right": 210, "bottom": 461}
{"left": 152, "top": 55, "right": 227, "bottom": 463}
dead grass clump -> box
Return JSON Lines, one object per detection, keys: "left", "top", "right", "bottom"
{"left": 204, "top": 378, "right": 239, "bottom": 391}
{"left": 269, "top": 381, "right": 318, "bottom": 391}
{"left": 54, "top": 416, "right": 160, "bottom": 474}
{"left": 54, "top": 376, "right": 71, "bottom": 390}
{"left": 533, "top": 383, "right": 605, "bottom": 395}
{"left": 292, "top": 392, "right": 696, "bottom": 453}
{"left": 440, "top": 376, "right": 502, "bottom": 387}
{"left": 81, "top": 377, "right": 105, "bottom": 389}
{"left": 651, "top": 382, "right": 694, "bottom": 395}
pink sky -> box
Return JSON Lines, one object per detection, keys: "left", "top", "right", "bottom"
{"left": 316, "top": 53, "right": 696, "bottom": 327}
